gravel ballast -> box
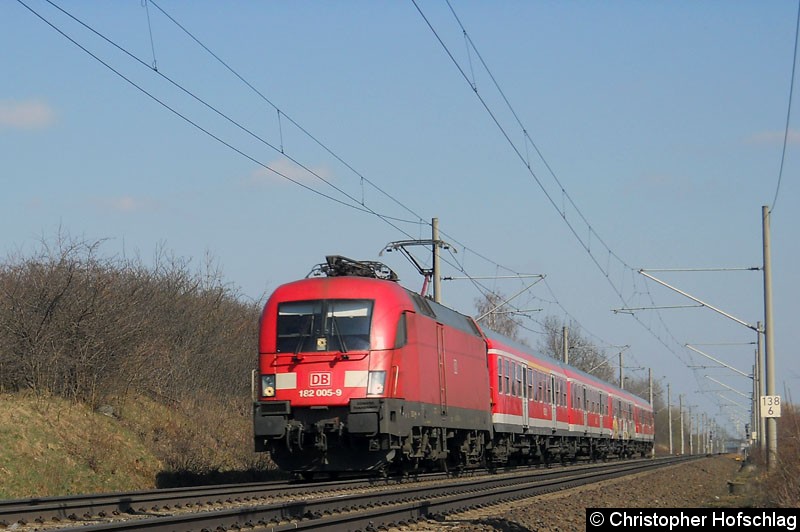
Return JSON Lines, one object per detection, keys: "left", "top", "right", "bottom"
{"left": 404, "top": 455, "right": 746, "bottom": 531}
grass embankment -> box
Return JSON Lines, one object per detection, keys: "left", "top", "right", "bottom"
{"left": 0, "top": 393, "right": 275, "bottom": 500}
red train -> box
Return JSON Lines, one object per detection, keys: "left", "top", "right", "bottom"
{"left": 253, "top": 256, "right": 653, "bottom": 475}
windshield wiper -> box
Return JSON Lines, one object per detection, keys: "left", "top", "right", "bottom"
{"left": 294, "top": 315, "right": 315, "bottom": 354}
{"left": 329, "top": 313, "right": 348, "bottom": 353}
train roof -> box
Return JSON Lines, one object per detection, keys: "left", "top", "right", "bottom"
{"left": 482, "top": 328, "right": 651, "bottom": 407}
{"left": 267, "top": 274, "right": 483, "bottom": 339}
{"left": 271, "top": 257, "right": 650, "bottom": 409}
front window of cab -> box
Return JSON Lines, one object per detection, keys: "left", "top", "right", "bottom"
{"left": 276, "top": 299, "right": 373, "bottom": 353}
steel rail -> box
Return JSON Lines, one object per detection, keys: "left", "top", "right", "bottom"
{"left": 25, "top": 456, "right": 700, "bottom": 531}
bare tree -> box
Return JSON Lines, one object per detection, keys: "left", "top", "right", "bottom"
{"left": 474, "top": 291, "right": 526, "bottom": 343}
{"left": 538, "top": 315, "right": 616, "bottom": 383}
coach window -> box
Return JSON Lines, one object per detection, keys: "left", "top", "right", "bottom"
{"left": 515, "top": 365, "right": 523, "bottom": 397}
{"left": 497, "top": 358, "right": 503, "bottom": 393}
{"left": 556, "top": 378, "right": 561, "bottom": 406}
{"left": 504, "top": 359, "right": 510, "bottom": 395}
{"left": 527, "top": 368, "right": 533, "bottom": 399}
{"left": 554, "top": 378, "right": 560, "bottom": 406}
{"left": 555, "top": 378, "right": 561, "bottom": 406}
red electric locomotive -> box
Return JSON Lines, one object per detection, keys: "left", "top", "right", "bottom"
{"left": 253, "top": 256, "right": 653, "bottom": 475}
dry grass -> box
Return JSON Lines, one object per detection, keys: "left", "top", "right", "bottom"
{"left": 0, "top": 392, "right": 160, "bottom": 499}
{"left": 752, "top": 403, "right": 800, "bottom": 507}
{"left": 117, "top": 394, "right": 275, "bottom": 480}
{"left": 0, "top": 391, "right": 277, "bottom": 499}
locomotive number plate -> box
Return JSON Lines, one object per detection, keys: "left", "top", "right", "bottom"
{"left": 299, "top": 388, "right": 343, "bottom": 398}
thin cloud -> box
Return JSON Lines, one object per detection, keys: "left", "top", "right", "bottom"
{"left": 92, "top": 196, "right": 160, "bottom": 213}
{"left": 0, "top": 100, "right": 56, "bottom": 129}
{"left": 745, "top": 129, "right": 800, "bottom": 145}
{"left": 244, "top": 158, "right": 333, "bottom": 188}
{"left": 629, "top": 173, "right": 697, "bottom": 199}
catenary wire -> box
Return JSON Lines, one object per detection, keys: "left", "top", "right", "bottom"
{"left": 415, "top": 0, "right": 713, "bottom": 384}
{"left": 26, "top": 0, "right": 657, "bottom": 373}
{"left": 29, "top": 0, "right": 421, "bottom": 237}
{"left": 770, "top": 0, "right": 800, "bottom": 213}
{"left": 145, "top": 0, "right": 626, "bottom": 348}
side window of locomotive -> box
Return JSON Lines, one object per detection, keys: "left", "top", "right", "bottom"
{"left": 394, "top": 312, "right": 408, "bottom": 349}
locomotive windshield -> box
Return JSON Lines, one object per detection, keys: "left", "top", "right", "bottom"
{"left": 276, "top": 299, "right": 373, "bottom": 353}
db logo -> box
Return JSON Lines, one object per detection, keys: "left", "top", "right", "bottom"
{"left": 309, "top": 372, "right": 331, "bottom": 387}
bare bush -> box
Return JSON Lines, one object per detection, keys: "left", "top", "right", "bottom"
{"left": 756, "top": 403, "right": 800, "bottom": 507}
{"left": 0, "top": 234, "right": 260, "bottom": 408}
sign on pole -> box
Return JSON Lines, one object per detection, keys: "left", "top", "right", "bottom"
{"left": 760, "top": 395, "right": 781, "bottom": 418}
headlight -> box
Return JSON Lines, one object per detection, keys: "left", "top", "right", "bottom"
{"left": 367, "top": 370, "right": 386, "bottom": 395}
{"left": 261, "top": 374, "right": 276, "bottom": 397}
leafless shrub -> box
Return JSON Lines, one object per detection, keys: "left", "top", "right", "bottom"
{"left": 755, "top": 403, "right": 800, "bottom": 507}
{"left": 0, "top": 233, "right": 260, "bottom": 408}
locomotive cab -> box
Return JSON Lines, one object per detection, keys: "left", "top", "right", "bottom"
{"left": 253, "top": 257, "right": 408, "bottom": 472}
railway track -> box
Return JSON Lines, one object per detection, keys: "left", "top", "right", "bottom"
{"left": 2, "top": 456, "right": 700, "bottom": 531}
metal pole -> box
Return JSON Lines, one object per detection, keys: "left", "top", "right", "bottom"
{"left": 680, "top": 394, "right": 685, "bottom": 455}
{"left": 688, "top": 407, "right": 693, "bottom": 455}
{"left": 649, "top": 368, "right": 655, "bottom": 458}
{"left": 562, "top": 326, "right": 569, "bottom": 364}
{"left": 757, "top": 321, "right": 765, "bottom": 453}
{"left": 432, "top": 217, "right": 441, "bottom": 304}
{"left": 619, "top": 350, "right": 624, "bottom": 390}
{"left": 751, "top": 362, "right": 757, "bottom": 450}
{"left": 702, "top": 413, "right": 707, "bottom": 454}
{"left": 762, "top": 206, "right": 777, "bottom": 469}
{"left": 667, "top": 383, "right": 673, "bottom": 455}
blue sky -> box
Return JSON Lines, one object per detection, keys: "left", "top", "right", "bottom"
{"left": 3, "top": 0, "right": 798, "bottom": 438}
